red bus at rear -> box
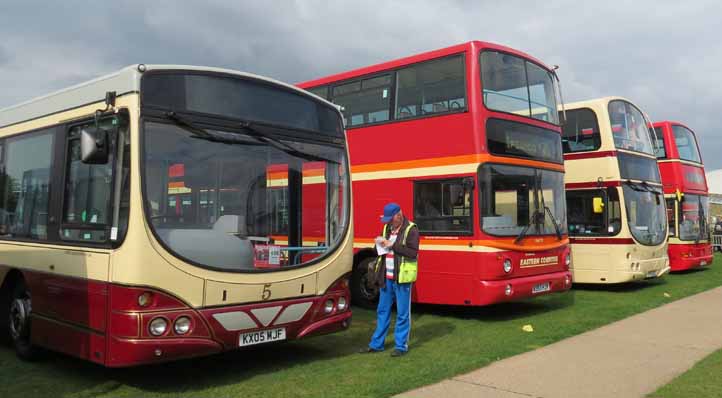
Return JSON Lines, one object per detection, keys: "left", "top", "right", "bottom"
{"left": 654, "top": 121, "right": 713, "bottom": 271}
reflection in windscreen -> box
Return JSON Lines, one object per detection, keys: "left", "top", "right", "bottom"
{"left": 479, "top": 164, "right": 567, "bottom": 236}
{"left": 481, "top": 51, "right": 558, "bottom": 124}
{"left": 623, "top": 184, "right": 666, "bottom": 246}
{"left": 608, "top": 100, "right": 654, "bottom": 155}
{"left": 144, "top": 122, "right": 348, "bottom": 270}
{"left": 672, "top": 125, "right": 702, "bottom": 163}
{"left": 678, "top": 194, "right": 708, "bottom": 241}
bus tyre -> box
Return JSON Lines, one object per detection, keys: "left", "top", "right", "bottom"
{"left": 351, "top": 257, "right": 380, "bottom": 309}
{"left": 8, "top": 282, "right": 38, "bottom": 361}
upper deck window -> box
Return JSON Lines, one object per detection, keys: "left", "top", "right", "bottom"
{"left": 560, "top": 108, "right": 601, "bottom": 153}
{"left": 607, "top": 100, "right": 654, "bottom": 155}
{"left": 481, "top": 51, "right": 559, "bottom": 125}
{"left": 395, "top": 55, "right": 466, "bottom": 119}
{"left": 653, "top": 127, "right": 667, "bottom": 159}
{"left": 672, "top": 125, "right": 702, "bottom": 163}
{"left": 331, "top": 75, "right": 392, "bottom": 127}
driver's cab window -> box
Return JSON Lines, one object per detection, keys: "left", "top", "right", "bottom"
{"left": 61, "top": 116, "right": 126, "bottom": 243}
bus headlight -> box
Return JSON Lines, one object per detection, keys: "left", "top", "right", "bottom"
{"left": 174, "top": 316, "right": 192, "bottom": 335}
{"left": 324, "top": 299, "right": 335, "bottom": 314}
{"left": 149, "top": 317, "right": 168, "bottom": 336}
{"left": 503, "top": 259, "right": 512, "bottom": 273}
{"left": 337, "top": 296, "right": 347, "bottom": 311}
{"left": 565, "top": 254, "right": 571, "bottom": 267}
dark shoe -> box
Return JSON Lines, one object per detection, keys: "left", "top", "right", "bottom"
{"left": 391, "top": 349, "right": 407, "bottom": 357}
{"left": 359, "top": 347, "right": 382, "bottom": 354}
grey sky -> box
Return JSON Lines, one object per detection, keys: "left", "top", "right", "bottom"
{"left": 1, "top": 1, "right": 720, "bottom": 167}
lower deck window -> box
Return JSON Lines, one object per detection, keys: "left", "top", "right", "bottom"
{"left": 566, "top": 188, "right": 621, "bottom": 236}
{"left": 413, "top": 178, "right": 473, "bottom": 234}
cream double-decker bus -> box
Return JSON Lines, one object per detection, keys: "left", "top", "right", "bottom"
{"left": 561, "top": 97, "right": 670, "bottom": 283}
{"left": 0, "top": 65, "right": 352, "bottom": 366}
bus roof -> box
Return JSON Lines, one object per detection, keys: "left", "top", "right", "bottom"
{"left": 654, "top": 120, "right": 696, "bottom": 131}
{"left": 297, "top": 40, "right": 555, "bottom": 88}
{"left": 563, "top": 96, "right": 634, "bottom": 110}
{"left": 0, "top": 64, "right": 331, "bottom": 129}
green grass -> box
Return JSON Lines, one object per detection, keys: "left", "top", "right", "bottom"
{"left": 2, "top": 256, "right": 722, "bottom": 398}
{"left": 650, "top": 348, "right": 722, "bottom": 398}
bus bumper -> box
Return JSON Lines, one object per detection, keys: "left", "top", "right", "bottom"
{"left": 106, "top": 337, "right": 223, "bottom": 367}
{"left": 478, "top": 270, "right": 572, "bottom": 305}
{"left": 668, "top": 244, "right": 714, "bottom": 271}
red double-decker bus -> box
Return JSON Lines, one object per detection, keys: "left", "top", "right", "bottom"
{"left": 653, "top": 121, "right": 712, "bottom": 271}
{"left": 299, "top": 41, "right": 572, "bottom": 307}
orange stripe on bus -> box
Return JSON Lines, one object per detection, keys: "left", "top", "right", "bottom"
{"left": 350, "top": 153, "right": 564, "bottom": 174}
{"left": 355, "top": 236, "right": 568, "bottom": 252}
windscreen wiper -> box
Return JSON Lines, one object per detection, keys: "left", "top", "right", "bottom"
{"left": 514, "top": 210, "right": 544, "bottom": 244}
{"left": 543, "top": 205, "right": 563, "bottom": 240}
{"left": 163, "top": 112, "right": 339, "bottom": 164}
{"left": 537, "top": 173, "right": 563, "bottom": 240}
{"left": 165, "top": 111, "right": 244, "bottom": 145}
{"left": 236, "top": 120, "right": 340, "bottom": 164}
{"left": 625, "top": 180, "right": 661, "bottom": 195}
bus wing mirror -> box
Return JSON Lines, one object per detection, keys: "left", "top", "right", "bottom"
{"left": 592, "top": 197, "right": 604, "bottom": 214}
{"left": 81, "top": 126, "right": 109, "bottom": 164}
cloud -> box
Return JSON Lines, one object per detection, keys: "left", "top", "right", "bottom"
{"left": 1, "top": 0, "right": 721, "bottom": 168}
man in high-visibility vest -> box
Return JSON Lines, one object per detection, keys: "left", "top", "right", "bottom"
{"left": 359, "top": 202, "right": 419, "bottom": 357}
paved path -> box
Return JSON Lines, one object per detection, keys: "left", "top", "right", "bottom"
{"left": 398, "top": 286, "right": 722, "bottom": 398}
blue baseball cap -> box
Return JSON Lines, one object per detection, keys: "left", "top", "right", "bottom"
{"left": 380, "top": 203, "right": 401, "bottom": 223}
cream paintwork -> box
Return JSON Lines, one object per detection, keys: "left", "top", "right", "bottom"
{"left": 0, "top": 72, "right": 353, "bottom": 308}
{"left": 564, "top": 97, "right": 669, "bottom": 283}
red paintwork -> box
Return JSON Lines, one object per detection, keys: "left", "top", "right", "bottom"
{"left": 653, "top": 121, "right": 711, "bottom": 271}
{"left": 667, "top": 242, "right": 713, "bottom": 270}
{"left": 565, "top": 180, "right": 622, "bottom": 189}
{"left": 298, "top": 41, "right": 571, "bottom": 306}
{"left": 563, "top": 150, "right": 618, "bottom": 161}
{"left": 569, "top": 237, "right": 635, "bottom": 244}
{"left": 15, "top": 269, "right": 351, "bottom": 367}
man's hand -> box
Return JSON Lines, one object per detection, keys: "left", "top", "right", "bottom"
{"left": 381, "top": 239, "right": 394, "bottom": 249}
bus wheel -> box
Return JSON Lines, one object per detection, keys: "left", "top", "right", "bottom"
{"left": 351, "top": 257, "right": 379, "bottom": 309}
{"left": 8, "top": 282, "right": 38, "bottom": 360}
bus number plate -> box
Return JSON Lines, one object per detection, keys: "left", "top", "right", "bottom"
{"left": 239, "top": 328, "right": 286, "bottom": 347}
{"left": 532, "top": 282, "right": 550, "bottom": 294}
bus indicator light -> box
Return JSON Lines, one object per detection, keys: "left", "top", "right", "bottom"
{"left": 138, "top": 292, "right": 152, "bottom": 308}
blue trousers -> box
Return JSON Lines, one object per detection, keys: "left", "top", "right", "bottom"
{"left": 369, "top": 279, "right": 412, "bottom": 352}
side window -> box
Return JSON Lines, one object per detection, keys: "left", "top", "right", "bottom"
{"left": 61, "top": 119, "right": 117, "bottom": 242}
{"left": 560, "top": 108, "right": 601, "bottom": 153}
{"left": 566, "top": 188, "right": 621, "bottom": 236}
{"left": 0, "top": 130, "right": 54, "bottom": 240}
{"left": 395, "top": 55, "right": 466, "bottom": 119}
{"left": 653, "top": 127, "right": 667, "bottom": 159}
{"left": 331, "top": 75, "right": 391, "bottom": 127}
{"left": 414, "top": 178, "right": 473, "bottom": 235}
